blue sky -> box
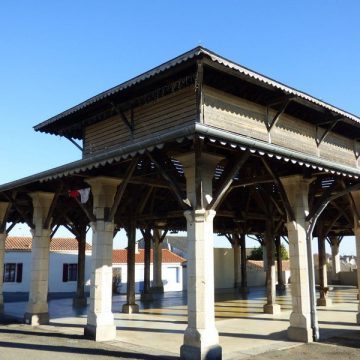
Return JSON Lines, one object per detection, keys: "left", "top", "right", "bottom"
{"left": 0, "top": 1, "right": 359, "bottom": 253}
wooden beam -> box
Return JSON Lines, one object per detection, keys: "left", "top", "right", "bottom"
{"left": 50, "top": 224, "right": 61, "bottom": 239}
{"left": 207, "top": 153, "right": 249, "bottom": 211}
{"left": 231, "top": 175, "right": 274, "bottom": 189}
{"left": 0, "top": 202, "right": 12, "bottom": 233}
{"left": 109, "top": 157, "right": 138, "bottom": 222}
{"left": 66, "top": 137, "right": 83, "bottom": 151}
{"left": 316, "top": 118, "right": 342, "bottom": 147}
{"left": 136, "top": 187, "right": 153, "bottom": 215}
{"left": 260, "top": 157, "right": 295, "bottom": 222}
{"left": 74, "top": 197, "right": 96, "bottom": 223}
{"left": 3, "top": 192, "right": 34, "bottom": 229}
{"left": 146, "top": 151, "right": 190, "bottom": 211}
{"left": 266, "top": 97, "right": 293, "bottom": 131}
{"left": 6, "top": 222, "right": 16, "bottom": 235}
{"left": 111, "top": 102, "right": 134, "bottom": 134}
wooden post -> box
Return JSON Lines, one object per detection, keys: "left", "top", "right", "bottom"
{"left": 240, "top": 233, "right": 248, "bottom": 293}
{"left": 73, "top": 225, "right": 87, "bottom": 307}
{"left": 122, "top": 221, "right": 139, "bottom": 313}
{"left": 141, "top": 228, "right": 153, "bottom": 301}
{"left": 275, "top": 236, "right": 286, "bottom": 291}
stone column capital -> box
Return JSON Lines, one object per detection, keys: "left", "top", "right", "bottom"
{"left": 85, "top": 176, "right": 122, "bottom": 194}
{"left": 184, "top": 209, "right": 216, "bottom": 223}
{"left": 29, "top": 191, "right": 54, "bottom": 206}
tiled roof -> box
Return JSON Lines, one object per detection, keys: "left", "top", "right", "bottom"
{"left": 112, "top": 249, "right": 185, "bottom": 264}
{"left": 5, "top": 237, "right": 91, "bottom": 252}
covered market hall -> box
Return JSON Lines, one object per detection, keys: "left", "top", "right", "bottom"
{"left": 1, "top": 47, "right": 360, "bottom": 359}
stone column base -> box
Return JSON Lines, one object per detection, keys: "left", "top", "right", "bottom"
{"left": 73, "top": 296, "right": 87, "bottom": 308}
{"left": 316, "top": 297, "right": 332, "bottom": 307}
{"left": 180, "top": 344, "right": 222, "bottom": 360}
{"left": 24, "top": 312, "right": 49, "bottom": 325}
{"left": 140, "top": 292, "right": 153, "bottom": 301}
{"left": 239, "top": 286, "right": 249, "bottom": 294}
{"left": 356, "top": 312, "right": 360, "bottom": 324}
{"left": 150, "top": 286, "right": 164, "bottom": 294}
{"left": 276, "top": 283, "right": 287, "bottom": 291}
{"left": 288, "top": 326, "right": 313, "bottom": 342}
{"left": 84, "top": 324, "right": 116, "bottom": 341}
{"left": 122, "top": 303, "right": 139, "bottom": 314}
{"left": 263, "top": 303, "right": 281, "bottom": 315}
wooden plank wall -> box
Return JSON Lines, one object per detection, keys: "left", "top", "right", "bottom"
{"left": 203, "top": 85, "right": 357, "bottom": 168}
{"left": 83, "top": 86, "right": 196, "bottom": 157}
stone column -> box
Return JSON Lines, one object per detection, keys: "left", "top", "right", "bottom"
{"left": 281, "top": 176, "right": 313, "bottom": 342}
{"left": 354, "top": 226, "right": 360, "bottom": 324}
{"left": 232, "top": 240, "right": 241, "bottom": 288}
{"left": 352, "top": 190, "right": 360, "bottom": 323}
{"left": 123, "top": 221, "right": 139, "bottom": 313}
{"left": 84, "top": 177, "right": 120, "bottom": 341}
{"left": 240, "top": 233, "right": 248, "bottom": 292}
{"left": 329, "top": 236, "right": 341, "bottom": 284}
{"left": 151, "top": 228, "right": 164, "bottom": 293}
{"left": 263, "top": 222, "right": 280, "bottom": 314}
{"left": 178, "top": 152, "right": 222, "bottom": 360}
{"left": 141, "top": 228, "right": 153, "bottom": 301}
{"left": 0, "top": 202, "right": 8, "bottom": 314}
{"left": 275, "top": 236, "right": 286, "bottom": 291}
{"left": 73, "top": 227, "right": 87, "bottom": 308}
{"left": 24, "top": 192, "right": 54, "bottom": 325}
{"left": 317, "top": 234, "right": 331, "bottom": 306}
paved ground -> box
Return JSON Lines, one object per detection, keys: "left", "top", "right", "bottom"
{"left": 0, "top": 287, "right": 359, "bottom": 359}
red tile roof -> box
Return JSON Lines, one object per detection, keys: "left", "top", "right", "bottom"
{"left": 5, "top": 237, "right": 91, "bottom": 252}
{"left": 112, "top": 249, "right": 185, "bottom": 264}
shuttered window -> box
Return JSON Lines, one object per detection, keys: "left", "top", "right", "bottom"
{"left": 3, "top": 263, "right": 23, "bottom": 283}
{"left": 62, "top": 263, "right": 77, "bottom": 282}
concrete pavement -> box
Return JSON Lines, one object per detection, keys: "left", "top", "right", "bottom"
{"left": 1, "top": 286, "right": 360, "bottom": 359}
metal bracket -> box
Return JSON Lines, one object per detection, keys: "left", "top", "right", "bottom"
{"left": 315, "top": 117, "right": 342, "bottom": 147}
{"left": 266, "top": 97, "right": 293, "bottom": 132}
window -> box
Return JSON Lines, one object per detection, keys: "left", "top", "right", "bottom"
{"left": 62, "top": 263, "right": 78, "bottom": 282}
{"left": 167, "top": 266, "right": 180, "bottom": 283}
{"left": 3, "top": 263, "right": 23, "bottom": 283}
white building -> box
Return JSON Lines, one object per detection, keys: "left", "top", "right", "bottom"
{"left": 112, "top": 248, "right": 185, "bottom": 294}
{"left": 4, "top": 237, "right": 92, "bottom": 293}
{"left": 3, "top": 237, "right": 185, "bottom": 295}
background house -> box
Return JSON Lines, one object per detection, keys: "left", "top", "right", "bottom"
{"left": 112, "top": 247, "right": 185, "bottom": 294}
{"left": 4, "top": 237, "right": 92, "bottom": 294}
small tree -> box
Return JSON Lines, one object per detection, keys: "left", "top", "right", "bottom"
{"left": 278, "top": 244, "right": 289, "bottom": 260}
{"left": 248, "top": 244, "right": 289, "bottom": 260}
{"left": 248, "top": 246, "right": 263, "bottom": 260}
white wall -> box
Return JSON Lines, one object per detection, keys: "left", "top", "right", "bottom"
{"left": 113, "top": 262, "right": 183, "bottom": 294}
{"left": 3, "top": 250, "right": 91, "bottom": 293}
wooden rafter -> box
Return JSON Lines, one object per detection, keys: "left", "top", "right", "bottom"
{"left": 207, "top": 153, "right": 249, "bottom": 211}
{"left": 146, "top": 151, "right": 190, "bottom": 211}
{"left": 260, "top": 157, "right": 295, "bottom": 221}
{"left": 74, "top": 197, "right": 96, "bottom": 223}
{"left": 0, "top": 201, "right": 12, "bottom": 233}
{"left": 3, "top": 192, "right": 34, "bottom": 229}
{"left": 109, "top": 157, "right": 138, "bottom": 222}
